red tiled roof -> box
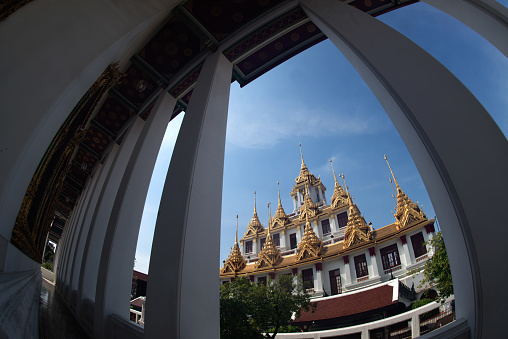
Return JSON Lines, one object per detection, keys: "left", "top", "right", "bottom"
{"left": 130, "top": 297, "right": 144, "bottom": 308}
{"left": 133, "top": 269, "right": 148, "bottom": 282}
{"left": 294, "top": 282, "right": 398, "bottom": 323}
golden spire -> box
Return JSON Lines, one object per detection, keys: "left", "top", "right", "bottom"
{"left": 385, "top": 155, "right": 400, "bottom": 191}
{"left": 298, "top": 184, "right": 318, "bottom": 221}
{"left": 244, "top": 191, "right": 264, "bottom": 238}
{"left": 344, "top": 200, "right": 371, "bottom": 248}
{"left": 273, "top": 181, "right": 290, "bottom": 229}
{"left": 384, "top": 155, "right": 427, "bottom": 229}
{"left": 221, "top": 215, "right": 247, "bottom": 274}
{"left": 255, "top": 201, "right": 282, "bottom": 268}
{"left": 299, "top": 142, "right": 305, "bottom": 168}
{"left": 329, "top": 159, "right": 349, "bottom": 208}
{"left": 297, "top": 203, "right": 323, "bottom": 261}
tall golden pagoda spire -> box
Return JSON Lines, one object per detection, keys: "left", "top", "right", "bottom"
{"left": 384, "top": 155, "right": 427, "bottom": 229}
{"left": 329, "top": 159, "right": 349, "bottom": 208}
{"left": 385, "top": 155, "right": 427, "bottom": 229}
{"left": 243, "top": 191, "right": 265, "bottom": 238}
{"left": 273, "top": 181, "right": 290, "bottom": 229}
{"left": 297, "top": 205, "right": 323, "bottom": 261}
{"left": 221, "top": 215, "right": 246, "bottom": 273}
{"left": 255, "top": 202, "right": 282, "bottom": 268}
{"left": 344, "top": 196, "right": 371, "bottom": 248}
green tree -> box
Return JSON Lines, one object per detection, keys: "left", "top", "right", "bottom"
{"left": 419, "top": 232, "right": 453, "bottom": 301}
{"left": 220, "top": 274, "right": 315, "bottom": 339}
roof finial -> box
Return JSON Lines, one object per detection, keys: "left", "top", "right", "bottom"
{"left": 384, "top": 155, "right": 400, "bottom": 190}
{"left": 267, "top": 202, "right": 271, "bottom": 235}
{"left": 299, "top": 142, "right": 305, "bottom": 166}
{"left": 254, "top": 191, "right": 257, "bottom": 213}
{"left": 235, "top": 214, "right": 239, "bottom": 243}
{"left": 330, "top": 158, "right": 339, "bottom": 185}
{"left": 277, "top": 181, "right": 282, "bottom": 206}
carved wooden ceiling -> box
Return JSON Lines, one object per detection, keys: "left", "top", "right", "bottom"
{"left": 50, "top": 0, "right": 416, "bottom": 239}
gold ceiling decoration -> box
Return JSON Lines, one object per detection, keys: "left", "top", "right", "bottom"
{"left": 222, "top": 215, "right": 246, "bottom": 274}
{"left": 271, "top": 181, "right": 290, "bottom": 230}
{"left": 329, "top": 159, "right": 349, "bottom": 209}
{"left": 242, "top": 191, "right": 265, "bottom": 239}
{"left": 344, "top": 197, "right": 372, "bottom": 248}
{"left": 385, "top": 155, "right": 427, "bottom": 230}
{"left": 297, "top": 211, "right": 323, "bottom": 261}
{"left": 255, "top": 202, "right": 282, "bottom": 268}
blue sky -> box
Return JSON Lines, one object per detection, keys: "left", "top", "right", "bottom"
{"left": 134, "top": 2, "right": 508, "bottom": 274}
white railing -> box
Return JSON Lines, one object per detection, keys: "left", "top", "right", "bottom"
{"left": 275, "top": 297, "right": 455, "bottom": 338}
{"left": 130, "top": 309, "right": 143, "bottom": 325}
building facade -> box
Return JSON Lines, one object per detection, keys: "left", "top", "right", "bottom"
{"left": 220, "top": 153, "right": 435, "bottom": 306}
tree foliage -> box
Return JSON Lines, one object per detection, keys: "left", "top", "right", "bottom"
{"left": 220, "top": 274, "right": 315, "bottom": 338}
{"left": 419, "top": 232, "right": 453, "bottom": 301}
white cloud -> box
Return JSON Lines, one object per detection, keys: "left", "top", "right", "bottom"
{"left": 226, "top": 100, "right": 382, "bottom": 149}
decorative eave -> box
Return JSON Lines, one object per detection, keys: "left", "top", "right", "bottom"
{"left": 255, "top": 233, "right": 282, "bottom": 268}
{"left": 220, "top": 218, "right": 435, "bottom": 278}
{"left": 296, "top": 212, "right": 323, "bottom": 261}
{"left": 329, "top": 159, "right": 349, "bottom": 209}
{"left": 243, "top": 191, "right": 265, "bottom": 238}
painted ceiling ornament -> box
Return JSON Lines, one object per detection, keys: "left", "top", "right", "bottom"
{"left": 272, "top": 181, "right": 291, "bottom": 230}
{"left": 297, "top": 207, "right": 323, "bottom": 261}
{"left": 385, "top": 155, "right": 427, "bottom": 229}
{"left": 243, "top": 191, "right": 265, "bottom": 238}
{"left": 298, "top": 185, "right": 318, "bottom": 221}
{"left": 221, "top": 215, "right": 246, "bottom": 274}
{"left": 255, "top": 202, "right": 282, "bottom": 268}
{"left": 329, "top": 159, "right": 349, "bottom": 209}
{"left": 344, "top": 193, "right": 372, "bottom": 249}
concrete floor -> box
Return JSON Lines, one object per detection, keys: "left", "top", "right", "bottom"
{"left": 39, "top": 279, "right": 88, "bottom": 339}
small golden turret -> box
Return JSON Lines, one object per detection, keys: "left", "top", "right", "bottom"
{"left": 221, "top": 215, "right": 246, "bottom": 273}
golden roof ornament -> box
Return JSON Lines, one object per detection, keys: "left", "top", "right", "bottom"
{"left": 298, "top": 185, "right": 318, "bottom": 221}
{"left": 221, "top": 215, "right": 247, "bottom": 273}
{"left": 344, "top": 193, "right": 372, "bottom": 248}
{"left": 297, "top": 207, "right": 323, "bottom": 261}
{"left": 384, "top": 155, "right": 427, "bottom": 229}
{"left": 272, "top": 181, "right": 290, "bottom": 229}
{"left": 295, "top": 143, "right": 320, "bottom": 186}
{"left": 243, "top": 191, "right": 265, "bottom": 238}
{"left": 255, "top": 202, "right": 282, "bottom": 268}
{"left": 329, "top": 159, "right": 349, "bottom": 209}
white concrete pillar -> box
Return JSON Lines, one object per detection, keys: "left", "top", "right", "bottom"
{"left": 411, "top": 314, "right": 421, "bottom": 337}
{"left": 422, "top": 0, "right": 508, "bottom": 58}
{"left": 400, "top": 237, "right": 412, "bottom": 267}
{"left": 315, "top": 266, "right": 323, "bottom": 293}
{"left": 296, "top": 226, "right": 302, "bottom": 243}
{"left": 368, "top": 247, "right": 380, "bottom": 278}
{"left": 68, "top": 145, "right": 119, "bottom": 305}
{"left": 76, "top": 118, "right": 144, "bottom": 310}
{"left": 301, "top": 1, "right": 508, "bottom": 336}
{"left": 144, "top": 51, "right": 232, "bottom": 339}
{"left": 93, "top": 93, "right": 176, "bottom": 339}
{"left": 280, "top": 231, "right": 287, "bottom": 249}
{"left": 329, "top": 214, "right": 338, "bottom": 234}
{"left": 61, "top": 171, "right": 96, "bottom": 299}
{"left": 343, "top": 258, "right": 352, "bottom": 287}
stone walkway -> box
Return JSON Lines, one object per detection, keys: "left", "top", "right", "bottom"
{"left": 39, "top": 279, "right": 88, "bottom": 339}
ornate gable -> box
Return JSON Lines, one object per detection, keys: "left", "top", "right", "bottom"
{"left": 344, "top": 202, "right": 372, "bottom": 248}
{"left": 329, "top": 159, "right": 349, "bottom": 209}
{"left": 243, "top": 192, "right": 265, "bottom": 239}
{"left": 297, "top": 214, "right": 323, "bottom": 261}
{"left": 221, "top": 216, "right": 246, "bottom": 274}
{"left": 272, "top": 181, "right": 290, "bottom": 230}
{"left": 298, "top": 186, "right": 318, "bottom": 221}
{"left": 385, "top": 155, "right": 427, "bottom": 229}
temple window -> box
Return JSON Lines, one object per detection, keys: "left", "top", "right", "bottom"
{"left": 354, "top": 254, "right": 369, "bottom": 278}
{"left": 260, "top": 238, "right": 266, "bottom": 249}
{"left": 302, "top": 268, "right": 314, "bottom": 289}
{"left": 329, "top": 269, "right": 342, "bottom": 295}
{"left": 410, "top": 232, "right": 427, "bottom": 258}
{"left": 337, "top": 212, "right": 348, "bottom": 228}
{"left": 258, "top": 276, "right": 267, "bottom": 285}
{"left": 380, "top": 244, "right": 401, "bottom": 270}
{"left": 245, "top": 240, "right": 253, "bottom": 254}
{"left": 272, "top": 233, "right": 280, "bottom": 247}
{"left": 289, "top": 233, "right": 297, "bottom": 249}
{"left": 321, "top": 219, "right": 331, "bottom": 235}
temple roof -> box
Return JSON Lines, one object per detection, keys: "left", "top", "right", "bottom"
{"left": 293, "top": 281, "right": 398, "bottom": 324}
